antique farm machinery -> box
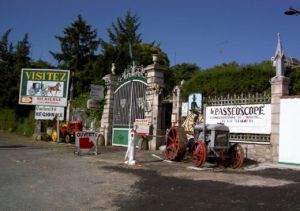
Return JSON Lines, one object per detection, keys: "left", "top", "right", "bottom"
{"left": 49, "top": 109, "right": 84, "bottom": 143}
{"left": 164, "top": 113, "right": 244, "bottom": 168}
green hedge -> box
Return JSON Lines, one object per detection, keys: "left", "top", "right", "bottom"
{"left": 0, "top": 109, "right": 35, "bottom": 136}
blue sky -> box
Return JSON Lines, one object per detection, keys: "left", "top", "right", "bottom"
{"left": 1, "top": 0, "right": 300, "bottom": 68}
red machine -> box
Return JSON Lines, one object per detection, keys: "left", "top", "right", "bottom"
{"left": 60, "top": 120, "right": 83, "bottom": 143}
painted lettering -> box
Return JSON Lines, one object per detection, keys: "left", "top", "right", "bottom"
{"left": 25, "top": 71, "right": 67, "bottom": 81}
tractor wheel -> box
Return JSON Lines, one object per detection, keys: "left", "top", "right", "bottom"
{"left": 192, "top": 140, "right": 207, "bottom": 167}
{"left": 231, "top": 144, "right": 244, "bottom": 169}
{"left": 165, "top": 126, "right": 187, "bottom": 161}
{"left": 51, "top": 129, "right": 57, "bottom": 142}
{"left": 65, "top": 134, "right": 71, "bottom": 143}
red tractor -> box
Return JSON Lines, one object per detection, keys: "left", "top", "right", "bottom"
{"left": 60, "top": 120, "right": 83, "bottom": 143}
{"left": 50, "top": 120, "right": 82, "bottom": 143}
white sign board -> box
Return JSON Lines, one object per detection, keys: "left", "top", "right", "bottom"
{"left": 75, "top": 132, "right": 98, "bottom": 155}
{"left": 134, "top": 119, "right": 149, "bottom": 136}
{"left": 181, "top": 102, "right": 188, "bottom": 117}
{"left": 279, "top": 98, "right": 300, "bottom": 165}
{"left": 35, "top": 106, "right": 64, "bottom": 120}
{"left": 90, "top": 84, "right": 104, "bottom": 101}
{"left": 206, "top": 104, "right": 271, "bottom": 134}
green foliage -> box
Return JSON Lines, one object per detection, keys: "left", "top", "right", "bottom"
{"left": 165, "top": 63, "right": 201, "bottom": 96}
{"left": 0, "top": 29, "right": 31, "bottom": 109}
{"left": 182, "top": 61, "right": 275, "bottom": 100}
{"left": 107, "top": 10, "right": 142, "bottom": 46}
{"left": 286, "top": 67, "right": 300, "bottom": 95}
{"left": 15, "top": 110, "right": 35, "bottom": 137}
{"left": 170, "top": 63, "right": 201, "bottom": 85}
{"left": 100, "top": 10, "right": 169, "bottom": 75}
{"left": 70, "top": 92, "right": 104, "bottom": 126}
{"left": 0, "top": 108, "right": 35, "bottom": 136}
{"left": 0, "top": 108, "right": 17, "bottom": 131}
{"left": 31, "top": 59, "right": 54, "bottom": 69}
{"left": 50, "top": 15, "right": 99, "bottom": 70}
{"left": 50, "top": 15, "right": 100, "bottom": 97}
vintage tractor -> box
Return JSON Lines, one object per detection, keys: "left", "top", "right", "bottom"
{"left": 59, "top": 120, "right": 83, "bottom": 143}
{"left": 50, "top": 120, "right": 83, "bottom": 143}
{"left": 50, "top": 108, "right": 85, "bottom": 143}
{"left": 165, "top": 123, "right": 244, "bottom": 168}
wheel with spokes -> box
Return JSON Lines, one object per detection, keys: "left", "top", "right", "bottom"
{"left": 65, "top": 134, "right": 71, "bottom": 143}
{"left": 192, "top": 140, "right": 207, "bottom": 167}
{"left": 230, "top": 144, "right": 244, "bottom": 169}
{"left": 165, "top": 126, "right": 187, "bottom": 161}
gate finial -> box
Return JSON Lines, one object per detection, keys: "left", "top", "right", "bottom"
{"left": 272, "top": 33, "right": 285, "bottom": 76}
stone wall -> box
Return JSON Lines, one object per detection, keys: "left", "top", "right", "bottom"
{"left": 239, "top": 143, "right": 272, "bottom": 163}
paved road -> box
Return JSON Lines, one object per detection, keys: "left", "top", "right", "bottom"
{"left": 0, "top": 131, "right": 300, "bottom": 210}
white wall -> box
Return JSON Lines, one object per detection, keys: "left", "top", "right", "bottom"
{"left": 279, "top": 97, "right": 300, "bottom": 164}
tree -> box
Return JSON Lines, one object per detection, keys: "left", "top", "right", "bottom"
{"left": 50, "top": 15, "right": 99, "bottom": 70}
{"left": 99, "top": 10, "right": 142, "bottom": 74}
{"left": 107, "top": 10, "right": 142, "bottom": 46}
{"left": 50, "top": 15, "right": 100, "bottom": 96}
{"left": 0, "top": 30, "right": 32, "bottom": 115}
{"left": 170, "top": 63, "right": 201, "bottom": 86}
{"left": 99, "top": 10, "right": 169, "bottom": 76}
{"left": 0, "top": 29, "right": 14, "bottom": 108}
{"left": 11, "top": 33, "right": 31, "bottom": 109}
{"left": 286, "top": 66, "right": 300, "bottom": 94}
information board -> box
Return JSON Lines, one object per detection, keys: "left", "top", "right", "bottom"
{"left": 206, "top": 104, "right": 271, "bottom": 134}
{"left": 35, "top": 106, "right": 64, "bottom": 120}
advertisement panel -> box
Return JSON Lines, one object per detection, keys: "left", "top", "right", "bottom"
{"left": 35, "top": 106, "right": 65, "bottom": 120}
{"left": 134, "top": 119, "right": 149, "bottom": 136}
{"left": 206, "top": 104, "right": 271, "bottom": 134}
{"left": 19, "top": 68, "right": 70, "bottom": 107}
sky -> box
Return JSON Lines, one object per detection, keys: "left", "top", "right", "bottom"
{"left": 1, "top": 0, "right": 300, "bottom": 69}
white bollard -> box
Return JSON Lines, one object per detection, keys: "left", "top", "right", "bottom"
{"left": 124, "top": 129, "right": 136, "bottom": 165}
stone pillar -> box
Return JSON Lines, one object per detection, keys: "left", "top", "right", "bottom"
{"left": 100, "top": 73, "right": 118, "bottom": 146}
{"left": 270, "top": 76, "right": 290, "bottom": 162}
{"left": 32, "top": 120, "right": 42, "bottom": 141}
{"left": 172, "top": 85, "right": 183, "bottom": 126}
{"left": 144, "top": 62, "right": 166, "bottom": 150}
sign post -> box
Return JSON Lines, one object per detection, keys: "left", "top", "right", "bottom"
{"left": 19, "top": 68, "right": 70, "bottom": 142}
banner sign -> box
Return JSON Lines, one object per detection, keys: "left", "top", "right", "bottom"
{"left": 181, "top": 102, "right": 188, "bottom": 117}
{"left": 206, "top": 104, "right": 271, "bottom": 134}
{"left": 19, "top": 68, "right": 70, "bottom": 107}
{"left": 35, "top": 106, "right": 64, "bottom": 120}
{"left": 134, "top": 119, "right": 149, "bottom": 136}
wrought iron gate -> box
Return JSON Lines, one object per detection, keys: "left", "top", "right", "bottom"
{"left": 112, "top": 66, "right": 147, "bottom": 146}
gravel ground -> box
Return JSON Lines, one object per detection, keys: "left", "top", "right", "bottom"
{"left": 1, "top": 131, "right": 300, "bottom": 210}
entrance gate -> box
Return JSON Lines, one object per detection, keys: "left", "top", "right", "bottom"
{"left": 112, "top": 66, "right": 147, "bottom": 146}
